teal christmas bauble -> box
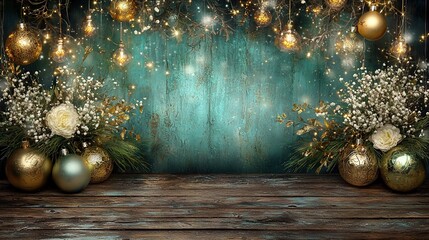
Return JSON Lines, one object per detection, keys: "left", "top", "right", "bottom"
{"left": 52, "top": 149, "right": 91, "bottom": 193}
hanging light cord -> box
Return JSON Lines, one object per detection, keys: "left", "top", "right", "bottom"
{"left": 288, "top": 0, "right": 291, "bottom": 22}
{"left": 58, "top": 0, "right": 62, "bottom": 36}
{"left": 120, "top": 22, "right": 123, "bottom": 42}
{"left": 88, "top": 0, "right": 91, "bottom": 11}
{"left": 401, "top": 0, "right": 405, "bottom": 35}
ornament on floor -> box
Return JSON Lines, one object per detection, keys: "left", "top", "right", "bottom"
{"left": 335, "top": 26, "right": 364, "bottom": 55}
{"left": 380, "top": 147, "right": 426, "bottom": 192}
{"left": 5, "top": 23, "right": 42, "bottom": 65}
{"left": 338, "top": 139, "right": 378, "bottom": 187}
{"left": 82, "top": 143, "right": 113, "bottom": 183}
{"left": 52, "top": 148, "right": 91, "bottom": 193}
{"left": 325, "top": 0, "right": 347, "bottom": 11}
{"left": 357, "top": 3, "right": 387, "bottom": 41}
{"left": 253, "top": 9, "right": 272, "bottom": 27}
{"left": 109, "top": 0, "right": 137, "bottom": 22}
{"left": 113, "top": 22, "right": 132, "bottom": 67}
{"left": 51, "top": 0, "right": 68, "bottom": 63}
{"left": 5, "top": 140, "right": 52, "bottom": 191}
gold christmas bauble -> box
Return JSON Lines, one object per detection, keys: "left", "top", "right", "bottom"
{"left": 82, "top": 146, "right": 113, "bottom": 183}
{"left": 5, "top": 23, "right": 42, "bottom": 65}
{"left": 338, "top": 141, "right": 379, "bottom": 187}
{"left": 5, "top": 141, "right": 52, "bottom": 191}
{"left": 52, "top": 149, "right": 91, "bottom": 193}
{"left": 109, "top": 0, "right": 137, "bottom": 22}
{"left": 253, "top": 9, "right": 272, "bottom": 27}
{"left": 380, "top": 147, "right": 426, "bottom": 192}
{"left": 325, "top": 0, "right": 347, "bottom": 11}
{"left": 275, "top": 21, "right": 301, "bottom": 52}
{"left": 357, "top": 8, "right": 387, "bottom": 41}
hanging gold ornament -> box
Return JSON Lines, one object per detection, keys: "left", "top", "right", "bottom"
{"left": 380, "top": 147, "right": 426, "bottom": 192}
{"left": 253, "top": 9, "right": 272, "bottom": 27}
{"left": 390, "top": 35, "right": 410, "bottom": 59}
{"left": 52, "top": 149, "right": 91, "bottom": 193}
{"left": 5, "top": 23, "right": 42, "bottom": 65}
{"left": 50, "top": 38, "right": 67, "bottom": 63}
{"left": 335, "top": 27, "right": 364, "bottom": 55}
{"left": 113, "top": 41, "right": 132, "bottom": 66}
{"left": 83, "top": 14, "right": 96, "bottom": 37}
{"left": 275, "top": 21, "right": 301, "bottom": 52}
{"left": 5, "top": 141, "right": 52, "bottom": 191}
{"left": 357, "top": 5, "right": 387, "bottom": 41}
{"left": 338, "top": 139, "right": 379, "bottom": 187}
{"left": 82, "top": 144, "right": 113, "bottom": 183}
{"left": 109, "top": 0, "right": 137, "bottom": 22}
{"left": 325, "top": 0, "right": 347, "bottom": 11}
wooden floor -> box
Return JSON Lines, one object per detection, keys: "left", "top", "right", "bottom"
{"left": 1, "top": 174, "right": 429, "bottom": 239}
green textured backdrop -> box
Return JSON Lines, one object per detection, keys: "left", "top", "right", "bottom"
{"left": 2, "top": 0, "right": 428, "bottom": 173}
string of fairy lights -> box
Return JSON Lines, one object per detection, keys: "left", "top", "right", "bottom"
{"left": 0, "top": 0, "right": 427, "bottom": 71}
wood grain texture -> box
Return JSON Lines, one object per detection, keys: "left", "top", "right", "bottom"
{"left": 1, "top": 174, "right": 429, "bottom": 239}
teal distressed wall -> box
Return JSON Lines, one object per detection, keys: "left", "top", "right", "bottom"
{"left": 2, "top": 0, "right": 428, "bottom": 173}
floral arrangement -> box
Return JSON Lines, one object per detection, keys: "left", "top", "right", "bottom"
{"left": 279, "top": 63, "right": 429, "bottom": 174}
{"left": 0, "top": 67, "right": 147, "bottom": 172}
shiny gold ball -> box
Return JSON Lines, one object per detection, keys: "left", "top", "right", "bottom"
{"left": 275, "top": 22, "right": 301, "bottom": 52}
{"left": 325, "top": 0, "right": 347, "bottom": 11}
{"left": 380, "top": 147, "right": 426, "bottom": 192}
{"left": 52, "top": 151, "right": 91, "bottom": 193}
{"left": 357, "top": 10, "right": 387, "bottom": 41}
{"left": 5, "top": 23, "right": 43, "bottom": 65}
{"left": 5, "top": 141, "right": 52, "bottom": 191}
{"left": 109, "top": 0, "right": 137, "bottom": 22}
{"left": 82, "top": 146, "right": 113, "bottom": 183}
{"left": 338, "top": 144, "right": 379, "bottom": 187}
{"left": 253, "top": 9, "right": 272, "bottom": 27}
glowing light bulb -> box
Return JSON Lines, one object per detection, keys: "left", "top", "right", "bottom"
{"left": 51, "top": 38, "right": 67, "bottom": 63}
{"left": 83, "top": 14, "right": 96, "bottom": 37}
{"left": 275, "top": 21, "right": 301, "bottom": 52}
{"left": 390, "top": 36, "right": 410, "bottom": 59}
{"left": 335, "top": 27, "right": 364, "bottom": 55}
{"left": 253, "top": 9, "right": 272, "bottom": 27}
{"left": 113, "top": 41, "right": 132, "bottom": 67}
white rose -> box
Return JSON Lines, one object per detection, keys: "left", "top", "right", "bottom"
{"left": 369, "top": 124, "right": 402, "bottom": 152}
{"left": 46, "top": 103, "right": 80, "bottom": 138}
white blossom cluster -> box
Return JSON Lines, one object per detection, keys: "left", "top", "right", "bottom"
{"left": 0, "top": 72, "right": 51, "bottom": 142}
{"left": 340, "top": 64, "right": 429, "bottom": 136}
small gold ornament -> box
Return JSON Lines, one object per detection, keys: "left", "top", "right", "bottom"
{"left": 52, "top": 149, "right": 91, "bottom": 193}
{"left": 380, "top": 147, "right": 426, "bottom": 192}
{"left": 5, "top": 141, "right": 52, "bottom": 191}
{"left": 357, "top": 5, "right": 387, "bottom": 41}
{"left": 113, "top": 41, "right": 132, "bottom": 67}
{"left": 325, "top": 0, "right": 347, "bottom": 11}
{"left": 50, "top": 38, "right": 67, "bottom": 63}
{"left": 109, "top": 0, "right": 137, "bottom": 22}
{"left": 338, "top": 139, "right": 379, "bottom": 187}
{"left": 335, "top": 27, "right": 364, "bottom": 55}
{"left": 390, "top": 35, "right": 410, "bottom": 59}
{"left": 253, "top": 9, "right": 272, "bottom": 27}
{"left": 275, "top": 21, "right": 301, "bottom": 52}
{"left": 5, "top": 23, "right": 42, "bottom": 65}
{"left": 82, "top": 144, "right": 113, "bottom": 183}
{"left": 83, "top": 14, "right": 96, "bottom": 37}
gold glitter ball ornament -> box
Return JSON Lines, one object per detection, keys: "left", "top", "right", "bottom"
{"left": 82, "top": 146, "right": 113, "bottom": 183}
{"left": 325, "top": 0, "right": 347, "bottom": 11}
{"left": 52, "top": 149, "right": 91, "bottom": 193}
{"left": 338, "top": 140, "right": 379, "bottom": 187}
{"left": 275, "top": 21, "right": 301, "bottom": 52}
{"left": 357, "top": 6, "right": 387, "bottom": 41}
{"left": 253, "top": 9, "right": 272, "bottom": 27}
{"left": 109, "top": 0, "right": 137, "bottom": 22}
{"left": 5, "top": 141, "right": 52, "bottom": 192}
{"left": 5, "top": 23, "right": 43, "bottom": 65}
{"left": 380, "top": 147, "right": 426, "bottom": 192}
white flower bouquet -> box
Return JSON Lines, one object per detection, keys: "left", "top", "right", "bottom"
{"left": 0, "top": 68, "right": 147, "bottom": 172}
{"left": 280, "top": 63, "right": 429, "bottom": 173}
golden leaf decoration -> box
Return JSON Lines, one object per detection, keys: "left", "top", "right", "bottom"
{"left": 285, "top": 120, "right": 294, "bottom": 127}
